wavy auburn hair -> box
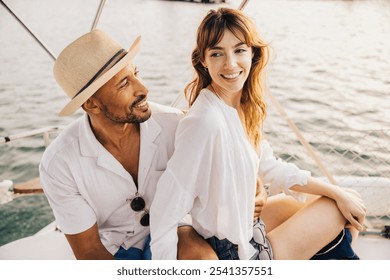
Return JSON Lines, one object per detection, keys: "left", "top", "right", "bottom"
{"left": 185, "top": 8, "right": 270, "bottom": 149}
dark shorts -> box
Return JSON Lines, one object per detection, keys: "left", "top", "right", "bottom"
{"left": 311, "top": 228, "right": 359, "bottom": 260}
{"left": 206, "top": 219, "right": 273, "bottom": 260}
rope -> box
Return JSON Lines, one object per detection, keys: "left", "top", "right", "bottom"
{"left": 171, "top": 0, "right": 337, "bottom": 184}
{"left": 236, "top": 0, "right": 336, "bottom": 184}
{"left": 265, "top": 90, "right": 337, "bottom": 184}
{"left": 238, "top": 0, "right": 250, "bottom": 11}
{"left": 0, "top": 0, "right": 56, "bottom": 61}
{"left": 91, "top": 0, "right": 107, "bottom": 31}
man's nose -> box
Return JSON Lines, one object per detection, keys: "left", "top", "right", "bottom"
{"left": 134, "top": 78, "right": 149, "bottom": 96}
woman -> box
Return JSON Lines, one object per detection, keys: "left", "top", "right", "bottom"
{"left": 150, "top": 8, "right": 366, "bottom": 260}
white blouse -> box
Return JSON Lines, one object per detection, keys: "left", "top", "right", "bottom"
{"left": 150, "top": 89, "right": 310, "bottom": 259}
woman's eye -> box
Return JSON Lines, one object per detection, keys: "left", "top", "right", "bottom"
{"left": 210, "top": 52, "right": 222, "bottom": 58}
{"left": 236, "top": 48, "right": 247, "bottom": 53}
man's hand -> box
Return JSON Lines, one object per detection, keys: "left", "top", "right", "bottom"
{"left": 254, "top": 177, "right": 268, "bottom": 220}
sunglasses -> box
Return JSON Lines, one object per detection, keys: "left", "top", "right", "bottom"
{"left": 127, "top": 194, "right": 149, "bottom": 227}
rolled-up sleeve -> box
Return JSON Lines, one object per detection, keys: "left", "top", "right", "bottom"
{"left": 258, "top": 140, "right": 310, "bottom": 201}
{"left": 39, "top": 163, "right": 96, "bottom": 234}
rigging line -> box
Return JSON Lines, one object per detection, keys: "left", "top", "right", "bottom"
{"left": 238, "top": 0, "right": 250, "bottom": 11}
{"left": 91, "top": 0, "right": 107, "bottom": 31}
{"left": 265, "top": 89, "right": 337, "bottom": 185}
{"left": 169, "top": 0, "right": 336, "bottom": 184}
{"left": 0, "top": 0, "right": 56, "bottom": 61}
{"left": 237, "top": 0, "right": 336, "bottom": 184}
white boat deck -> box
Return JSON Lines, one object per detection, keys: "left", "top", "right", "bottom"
{"left": 354, "top": 234, "right": 390, "bottom": 260}
{"left": 0, "top": 226, "right": 388, "bottom": 260}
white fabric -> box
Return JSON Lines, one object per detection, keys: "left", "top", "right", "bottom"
{"left": 39, "top": 102, "right": 183, "bottom": 255}
{"left": 258, "top": 139, "right": 311, "bottom": 202}
{"left": 150, "top": 89, "right": 310, "bottom": 260}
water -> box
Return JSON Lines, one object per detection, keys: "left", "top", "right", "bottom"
{"left": 0, "top": 0, "right": 389, "bottom": 246}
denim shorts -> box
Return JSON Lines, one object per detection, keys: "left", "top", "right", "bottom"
{"left": 206, "top": 219, "right": 273, "bottom": 260}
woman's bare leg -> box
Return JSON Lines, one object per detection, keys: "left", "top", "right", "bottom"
{"left": 262, "top": 194, "right": 360, "bottom": 244}
{"left": 266, "top": 196, "right": 346, "bottom": 259}
{"left": 261, "top": 194, "right": 304, "bottom": 232}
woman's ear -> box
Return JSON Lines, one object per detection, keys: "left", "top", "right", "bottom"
{"left": 201, "top": 59, "right": 207, "bottom": 68}
{"left": 201, "top": 61, "right": 208, "bottom": 72}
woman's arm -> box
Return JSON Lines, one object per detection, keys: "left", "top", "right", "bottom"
{"left": 290, "top": 177, "right": 366, "bottom": 231}
{"left": 258, "top": 139, "right": 366, "bottom": 231}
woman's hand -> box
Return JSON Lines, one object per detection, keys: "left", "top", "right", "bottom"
{"left": 334, "top": 187, "right": 367, "bottom": 231}
{"left": 254, "top": 177, "right": 268, "bottom": 220}
{"left": 291, "top": 177, "right": 367, "bottom": 232}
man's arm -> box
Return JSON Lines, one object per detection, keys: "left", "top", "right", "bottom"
{"left": 65, "top": 223, "right": 114, "bottom": 260}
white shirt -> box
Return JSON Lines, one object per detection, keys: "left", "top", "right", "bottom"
{"left": 39, "top": 102, "right": 182, "bottom": 255}
{"left": 150, "top": 89, "right": 310, "bottom": 259}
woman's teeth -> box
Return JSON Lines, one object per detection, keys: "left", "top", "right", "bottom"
{"left": 222, "top": 72, "right": 240, "bottom": 79}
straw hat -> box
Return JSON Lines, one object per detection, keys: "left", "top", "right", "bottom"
{"left": 54, "top": 29, "right": 141, "bottom": 116}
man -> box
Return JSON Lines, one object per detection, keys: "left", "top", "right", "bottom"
{"left": 40, "top": 29, "right": 266, "bottom": 260}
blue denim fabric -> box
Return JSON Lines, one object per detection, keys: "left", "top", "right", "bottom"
{"left": 206, "top": 236, "right": 240, "bottom": 260}
{"left": 114, "top": 235, "right": 152, "bottom": 260}
{"left": 207, "top": 226, "right": 359, "bottom": 260}
{"left": 206, "top": 219, "right": 273, "bottom": 260}
{"left": 311, "top": 228, "right": 360, "bottom": 260}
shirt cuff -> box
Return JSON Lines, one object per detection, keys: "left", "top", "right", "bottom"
{"left": 178, "top": 214, "right": 192, "bottom": 227}
{"left": 284, "top": 170, "right": 311, "bottom": 202}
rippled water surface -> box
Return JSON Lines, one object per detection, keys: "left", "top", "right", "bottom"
{"left": 0, "top": 0, "right": 389, "bottom": 246}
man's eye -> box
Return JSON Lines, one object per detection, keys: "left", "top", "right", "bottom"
{"left": 120, "top": 80, "right": 129, "bottom": 88}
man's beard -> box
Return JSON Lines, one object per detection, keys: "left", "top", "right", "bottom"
{"left": 101, "top": 96, "right": 151, "bottom": 124}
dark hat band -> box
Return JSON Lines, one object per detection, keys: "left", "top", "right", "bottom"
{"left": 73, "top": 49, "right": 126, "bottom": 99}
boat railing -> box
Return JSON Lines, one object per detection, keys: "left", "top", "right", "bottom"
{"left": 0, "top": 126, "right": 64, "bottom": 147}
{"left": 1, "top": 0, "right": 388, "bottom": 235}
{"left": 264, "top": 126, "right": 390, "bottom": 232}
{"left": 1, "top": 126, "right": 389, "bottom": 225}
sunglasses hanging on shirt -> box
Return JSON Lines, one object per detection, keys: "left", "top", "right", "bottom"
{"left": 127, "top": 193, "right": 150, "bottom": 227}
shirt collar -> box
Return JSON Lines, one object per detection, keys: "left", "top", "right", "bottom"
{"left": 78, "top": 113, "right": 162, "bottom": 157}
{"left": 78, "top": 113, "right": 162, "bottom": 185}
